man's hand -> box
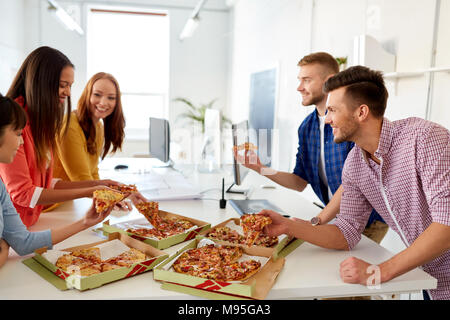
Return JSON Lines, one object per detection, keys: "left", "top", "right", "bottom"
{"left": 340, "top": 257, "right": 380, "bottom": 287}
{"left": 258, "top": 209, "right": 290, "bottom": 237}
{"left": 127, "top": 192, "right": 149, "bottom": 206}
{"left": 233, "top": 147, "right": 263, "bottom": 173}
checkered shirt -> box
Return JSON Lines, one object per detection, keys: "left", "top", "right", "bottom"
{"left": 335, "top": 117, "right": 450, "bottom": 300}
{"left": 293, "top": 109, "right": 383, "bottom": 225}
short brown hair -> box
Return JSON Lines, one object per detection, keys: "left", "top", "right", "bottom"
{"left": 323, "top": 65, "right": 388, "bottom": 118}
{"left": 298, "top": 52, "right": 339, "bottom": 75}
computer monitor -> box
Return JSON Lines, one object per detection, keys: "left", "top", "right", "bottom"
{"left": 228, "top": 120, "right": 250, "bottom": 194}
{"left": 248, "top": 68, "right": 277, "bottom": 166}
{"left": 149, "top": 117, "right": 170, "bottom": 164}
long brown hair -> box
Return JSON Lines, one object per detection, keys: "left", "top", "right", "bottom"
{"left": 6, "top": 46, "right": 74, "bottom": 169}
{"left": 77, "top": 72, "right": 125, "bottom": 159}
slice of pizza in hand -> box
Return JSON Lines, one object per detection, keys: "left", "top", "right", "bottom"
{"left": 93, "top": 189, "right": 126, "bottom": 213}
{"left": 240, "top": 213, "right": 272, "bottom": 246}
{"left": 109, "top": 184, "right": 138, "bottom": 194}
{"left": 233, "top": 142, "right": 258, "bottom": 152}
{"left": 135, "top": 201, "right": 163, "bottom": 228}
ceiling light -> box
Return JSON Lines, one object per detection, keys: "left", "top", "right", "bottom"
{"left": 179, "top": 0, "right": 207, "bottom": 41}
{"left": 47, "top": 0, "right": 84, "bottom": 35}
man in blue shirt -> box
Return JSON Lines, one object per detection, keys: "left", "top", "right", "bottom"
{"left": 237, "top": 52, "right": 387, "bottom": 243}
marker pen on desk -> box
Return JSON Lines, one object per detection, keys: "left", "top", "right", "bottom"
{"left": 219, "top": 178, "right": 227, "bottom": 209}
{"left": 313, "top": 202, "right": 325, "bottom": 209}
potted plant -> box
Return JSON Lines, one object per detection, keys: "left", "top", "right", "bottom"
{"left": 336, "top": 56, "right": 348, "bottom": 71}
{"left": 174, "top": 97, "right": 231, "bottom": 133}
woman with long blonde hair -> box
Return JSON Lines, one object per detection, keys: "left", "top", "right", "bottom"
{"left": 54, "top": 72, "right": 126, "bottom": 181}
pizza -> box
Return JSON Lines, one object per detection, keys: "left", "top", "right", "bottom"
{"left": 126, "top": 227, "right": 166, "bottom": 240}
{"left": 253, "top": 233, "right": 279, "bottom": 247}
{"left": 135, "top": 201, "right": 162, "bottom": 227}
{"left": 133, "top": 201, "right": 197, "bottom": 239}
{"left": 71, "top": 247, "right": 101, "bottom": 264}
{"left": 109, "top": 184, "right": 138, "bottom": 194}
{"left": 233, "top": 142, "right": 258, "bottom": 152}
{"left": 55, "top": 246, "right": 147, "bottom": 276}
{"left": 240, "top": 214, "right": 272, "bottom": 246}
{"left": 206, "top": 225, "right": 278, "bottom": 247}
{"left": 93, "top": 189, "right": 126, "bottom": 213}
{"left": 206, "top": 226, "right": 244, "bottom": 244}
{"left": 172, "top": 244, "right": 261, "bottom": 282}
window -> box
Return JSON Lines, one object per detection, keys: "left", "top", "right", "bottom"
{"left": 87, "top": 6, "right": 169, "bottom": 140}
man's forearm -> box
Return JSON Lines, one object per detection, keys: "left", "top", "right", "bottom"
{"left": 379, "top": 222, "right": 450, "bottom": 283}
{"left": 259, "top": 168, "right": 308, "bottom": 192}
{"left": 286, "top": 218, "right": 349, "bottom": 250}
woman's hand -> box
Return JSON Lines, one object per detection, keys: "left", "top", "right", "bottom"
{"left": 82, "top": 202, "right": 114, "bottom": 227}
{"left": 95, "top": 179, "right": 122, "bottom": 187}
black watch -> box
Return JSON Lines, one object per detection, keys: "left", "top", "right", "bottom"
{"left": 310, "top": 216, "right": 321, "bottom": 226}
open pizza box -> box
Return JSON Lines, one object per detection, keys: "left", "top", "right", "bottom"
{"left": 153, "top": 238, "right": 285, "bottom": 300}
{"left": 100, "top": 210, "right": 211, "bottom": 249}
{"left": 23, "top": 232, "right": 168, "bottom": 291}
{"left": 196, "top": 218, "right": 303, "bottom": 260}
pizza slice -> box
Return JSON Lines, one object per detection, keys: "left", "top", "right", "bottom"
{"left": 240, "top": 214, "right": 272, "bottom": 246}
{"left": 109, "top": 184, "right": 138, "bottom": 194}
{"left": 135, "top": 201, "right": 163, "bottom": 228}
{"left": 93, "top": 189, "right": 126, "bottom": 213}
{"left": 71, "top": 247, "right": 101, "bottom": 264}
{"left": 233, "top": 142, "right": 258, "bottom": 152}
{"left": 207, "top": 226, "right": 244, "bottom": 244}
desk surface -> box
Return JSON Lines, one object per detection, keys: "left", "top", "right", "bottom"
{"left": 0, "top": 158, "right": 437, "bottom": 299}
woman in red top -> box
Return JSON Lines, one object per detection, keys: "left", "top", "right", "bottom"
{"left": 0, "top": 46, "right": 129, "bottom": 227}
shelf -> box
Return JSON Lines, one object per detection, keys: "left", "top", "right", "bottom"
{"left": 384, "top": 67, "right": 450, "bottom": 79}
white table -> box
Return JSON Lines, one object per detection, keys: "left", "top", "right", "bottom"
{"left": 0, "top": 158, "right": 437, "bottom": 299}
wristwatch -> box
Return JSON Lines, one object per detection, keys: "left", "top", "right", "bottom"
{"left": 310, "top": 216, "right": 321, "bottom": 226}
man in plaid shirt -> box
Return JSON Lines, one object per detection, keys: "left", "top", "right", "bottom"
{"left": 262, "top": 66, "right": 450, "bottom": 300}
{"left": 237, "top": 52, "right": 387, "bottom": 244}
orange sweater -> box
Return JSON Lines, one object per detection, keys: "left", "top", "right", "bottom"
{"left": 0, "top": 97, "right": 56, "bottom": 227}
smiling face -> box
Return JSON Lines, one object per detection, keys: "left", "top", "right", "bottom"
{"left": 89, "top": 78, "right": 117, "bottom": 122}
{"left": 297, "top": 63, "right": 329, "bottom": 107}
{"left": 0, "top": 125, "right": 24, "bottom": 164}
{"left": 325, "top": 87, "right": 360, "bottom": 144}
{"left": 58, "top": 66, "right": 74, "bottom": 105}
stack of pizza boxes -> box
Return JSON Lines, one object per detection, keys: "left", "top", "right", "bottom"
{"left": 153, "top": 216, "right": 302, "bottom": 300}
{"left": 28, "top": 232, "right": 168, "bottom": 291}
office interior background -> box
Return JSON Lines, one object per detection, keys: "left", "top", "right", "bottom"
{"left": 1, "top": 0, "right": 449, "bottom": 262}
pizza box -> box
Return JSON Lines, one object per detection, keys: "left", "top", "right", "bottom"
{"left": 196, "top": 218, "right": 300, "bottom": 260}
{"left": 25, "top": 232, "right": 168, "bottom": 291}
{"left": 100, "top": 210, "right": 211, "bottom": 249}
{"left": 153, "top": 238, "right": 285, "bottom": 300}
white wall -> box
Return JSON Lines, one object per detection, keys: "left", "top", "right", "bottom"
{"left": 0, "top": 0, "right": 26, "bottom": 94}
{"left": 1, "top": 0, "right": 230, "bottom": 158}
{"left": 228, "top": 0, "right": 450, "bottom": 255}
